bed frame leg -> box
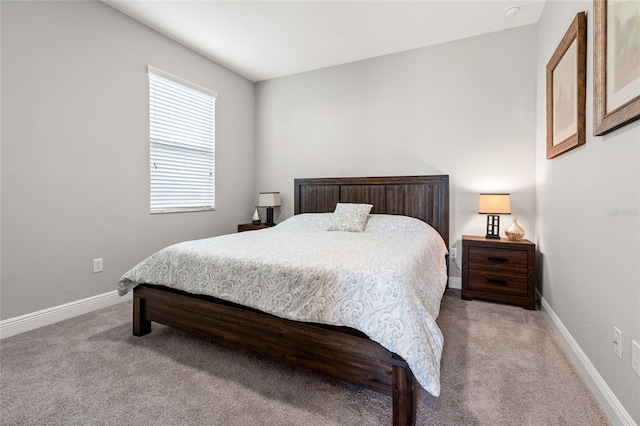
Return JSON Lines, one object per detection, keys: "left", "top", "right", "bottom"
{"left": 133, "top": 294, "right": 151, "bottom": 336}
{"left": 392, "top": 364, "right": 417, "bottom": 426}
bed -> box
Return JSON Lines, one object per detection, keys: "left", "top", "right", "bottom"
{"left": 119, "top": 175, "right": 449, "bottom": 426}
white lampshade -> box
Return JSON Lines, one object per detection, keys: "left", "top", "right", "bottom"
{"left": 258, "top": 192, "right": 281, "bottom": 207}
{"left": 478, "top": 194, "right": 511, "bottom": 214}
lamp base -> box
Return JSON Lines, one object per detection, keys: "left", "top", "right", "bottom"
{"left": 265, "top": 207, "right": 275, "bottom": 226}
{"left": 485, "top": 214, "right": 501, "bottom": 239}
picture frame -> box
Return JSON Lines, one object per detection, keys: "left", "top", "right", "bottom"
{"left": 594, "top": 0, "right": 640, "bottom": 136}
{"left": 546, "top": 12, "right": 587, "bottom": 159}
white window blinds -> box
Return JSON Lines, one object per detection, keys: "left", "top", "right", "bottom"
{"left": 148, "top": 66, "right": 217, "bottom": 213}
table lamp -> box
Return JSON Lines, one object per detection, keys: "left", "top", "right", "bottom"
{"left": 478, "top": 193, "right": 510, "bottom": 239}
{"left": 258, "top": 192, "right": 281, "bottom": 226}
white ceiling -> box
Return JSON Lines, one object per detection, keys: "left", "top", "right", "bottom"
{"left": 103, "top": 0, "right": 547, "bottom": 82}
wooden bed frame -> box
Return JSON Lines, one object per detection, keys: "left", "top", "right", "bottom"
{"left": 133, "top": 175, "right": 449, "bottom": 426}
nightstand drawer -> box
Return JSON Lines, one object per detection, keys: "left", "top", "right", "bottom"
{"left": 468, "top": 247, "right": 528, "bottom": 273}
{"left": 467, "top": 269, "right": 528, "bottom": 296}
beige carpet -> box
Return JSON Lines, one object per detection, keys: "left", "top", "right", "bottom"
{"left": 0, "top": 289, "right": 610, "bottom": 425}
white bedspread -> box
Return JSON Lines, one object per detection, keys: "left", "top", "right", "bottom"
{"left": 118, "top": 213, "right": 448, "bottom": 396}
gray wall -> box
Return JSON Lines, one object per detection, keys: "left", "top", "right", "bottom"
{"left": 255, "top": 25, "right": 538, "bottom": 280}
{"left": 0, "top": 1, "right": 255, "bottom": 319}
{"left": 536, "top": 1, "right": 639, "bottom": 423}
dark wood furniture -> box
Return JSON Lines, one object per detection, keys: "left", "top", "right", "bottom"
{"left": 133, "top": 175, "right": 449, "bottom": 426}
{"left": 461, "top": 235, "right": 536, "bottom": 310}
{"left": 237, "top": 222, "right": 275, "bottom": 232}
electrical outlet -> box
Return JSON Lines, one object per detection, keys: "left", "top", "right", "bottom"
{"left": 450, "top": 247, "right": 458, "bottom": 259}
{"left": 632, "top": 340, "right": 640, "bottom": 376}
{"left": 613, "top": 327, "right": 623, "bottom": 359}
{"left": 93, "top": 258, "right": 103, "bottom": 273}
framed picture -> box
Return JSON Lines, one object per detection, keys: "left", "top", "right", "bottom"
{"left": 594, "top": 0, "right": 640, "bottom": 136}
{"left": 546, "top": 12, "right": 587, "bottom": 159}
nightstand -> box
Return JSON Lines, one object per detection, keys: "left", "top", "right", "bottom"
{"left": 237, "top": 223, "right": 275, "bottom": 232}
{"left": 461, "top": 235, "right": 536, "bottom": 310}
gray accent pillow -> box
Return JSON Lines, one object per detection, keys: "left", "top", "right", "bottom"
{"left": 326, "top": 203, "right": 373, "bottom": 232}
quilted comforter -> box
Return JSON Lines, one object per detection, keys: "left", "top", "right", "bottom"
{"left": 118, "top": 213, "right": 448, "bottom": 396}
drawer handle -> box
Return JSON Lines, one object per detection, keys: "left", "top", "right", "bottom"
{"left": 487, "top": 278, "right": 509, "bottom": 286}
{"left": 487, "top": 257, "right": 508, "bottom": 263}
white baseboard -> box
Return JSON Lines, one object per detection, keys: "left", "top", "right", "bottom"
{"left": 0, "top": 290, "right": 132, "bottom": 339}
{"left": 538, "top": 292, "right": 636, "bottom": 426}
{"left": 448, "top": 276, "right": 462, "bottom": 289}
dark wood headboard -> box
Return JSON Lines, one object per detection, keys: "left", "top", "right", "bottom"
{"left": 293, "top": 175, "right": 449, "bottom": 244}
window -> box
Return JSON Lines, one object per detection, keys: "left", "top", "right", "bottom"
{"left": 148, "top": 66, "right": 217, "bottom": 213}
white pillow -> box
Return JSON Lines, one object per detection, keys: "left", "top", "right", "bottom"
{"left": 364, "top": 214, "right": 433, "bottom": 234}
{"left": 274, "top": 213, "right": 332, "bottom": 232}
{"left": 326, "top": 203, "right": 373, "bottom": 232}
